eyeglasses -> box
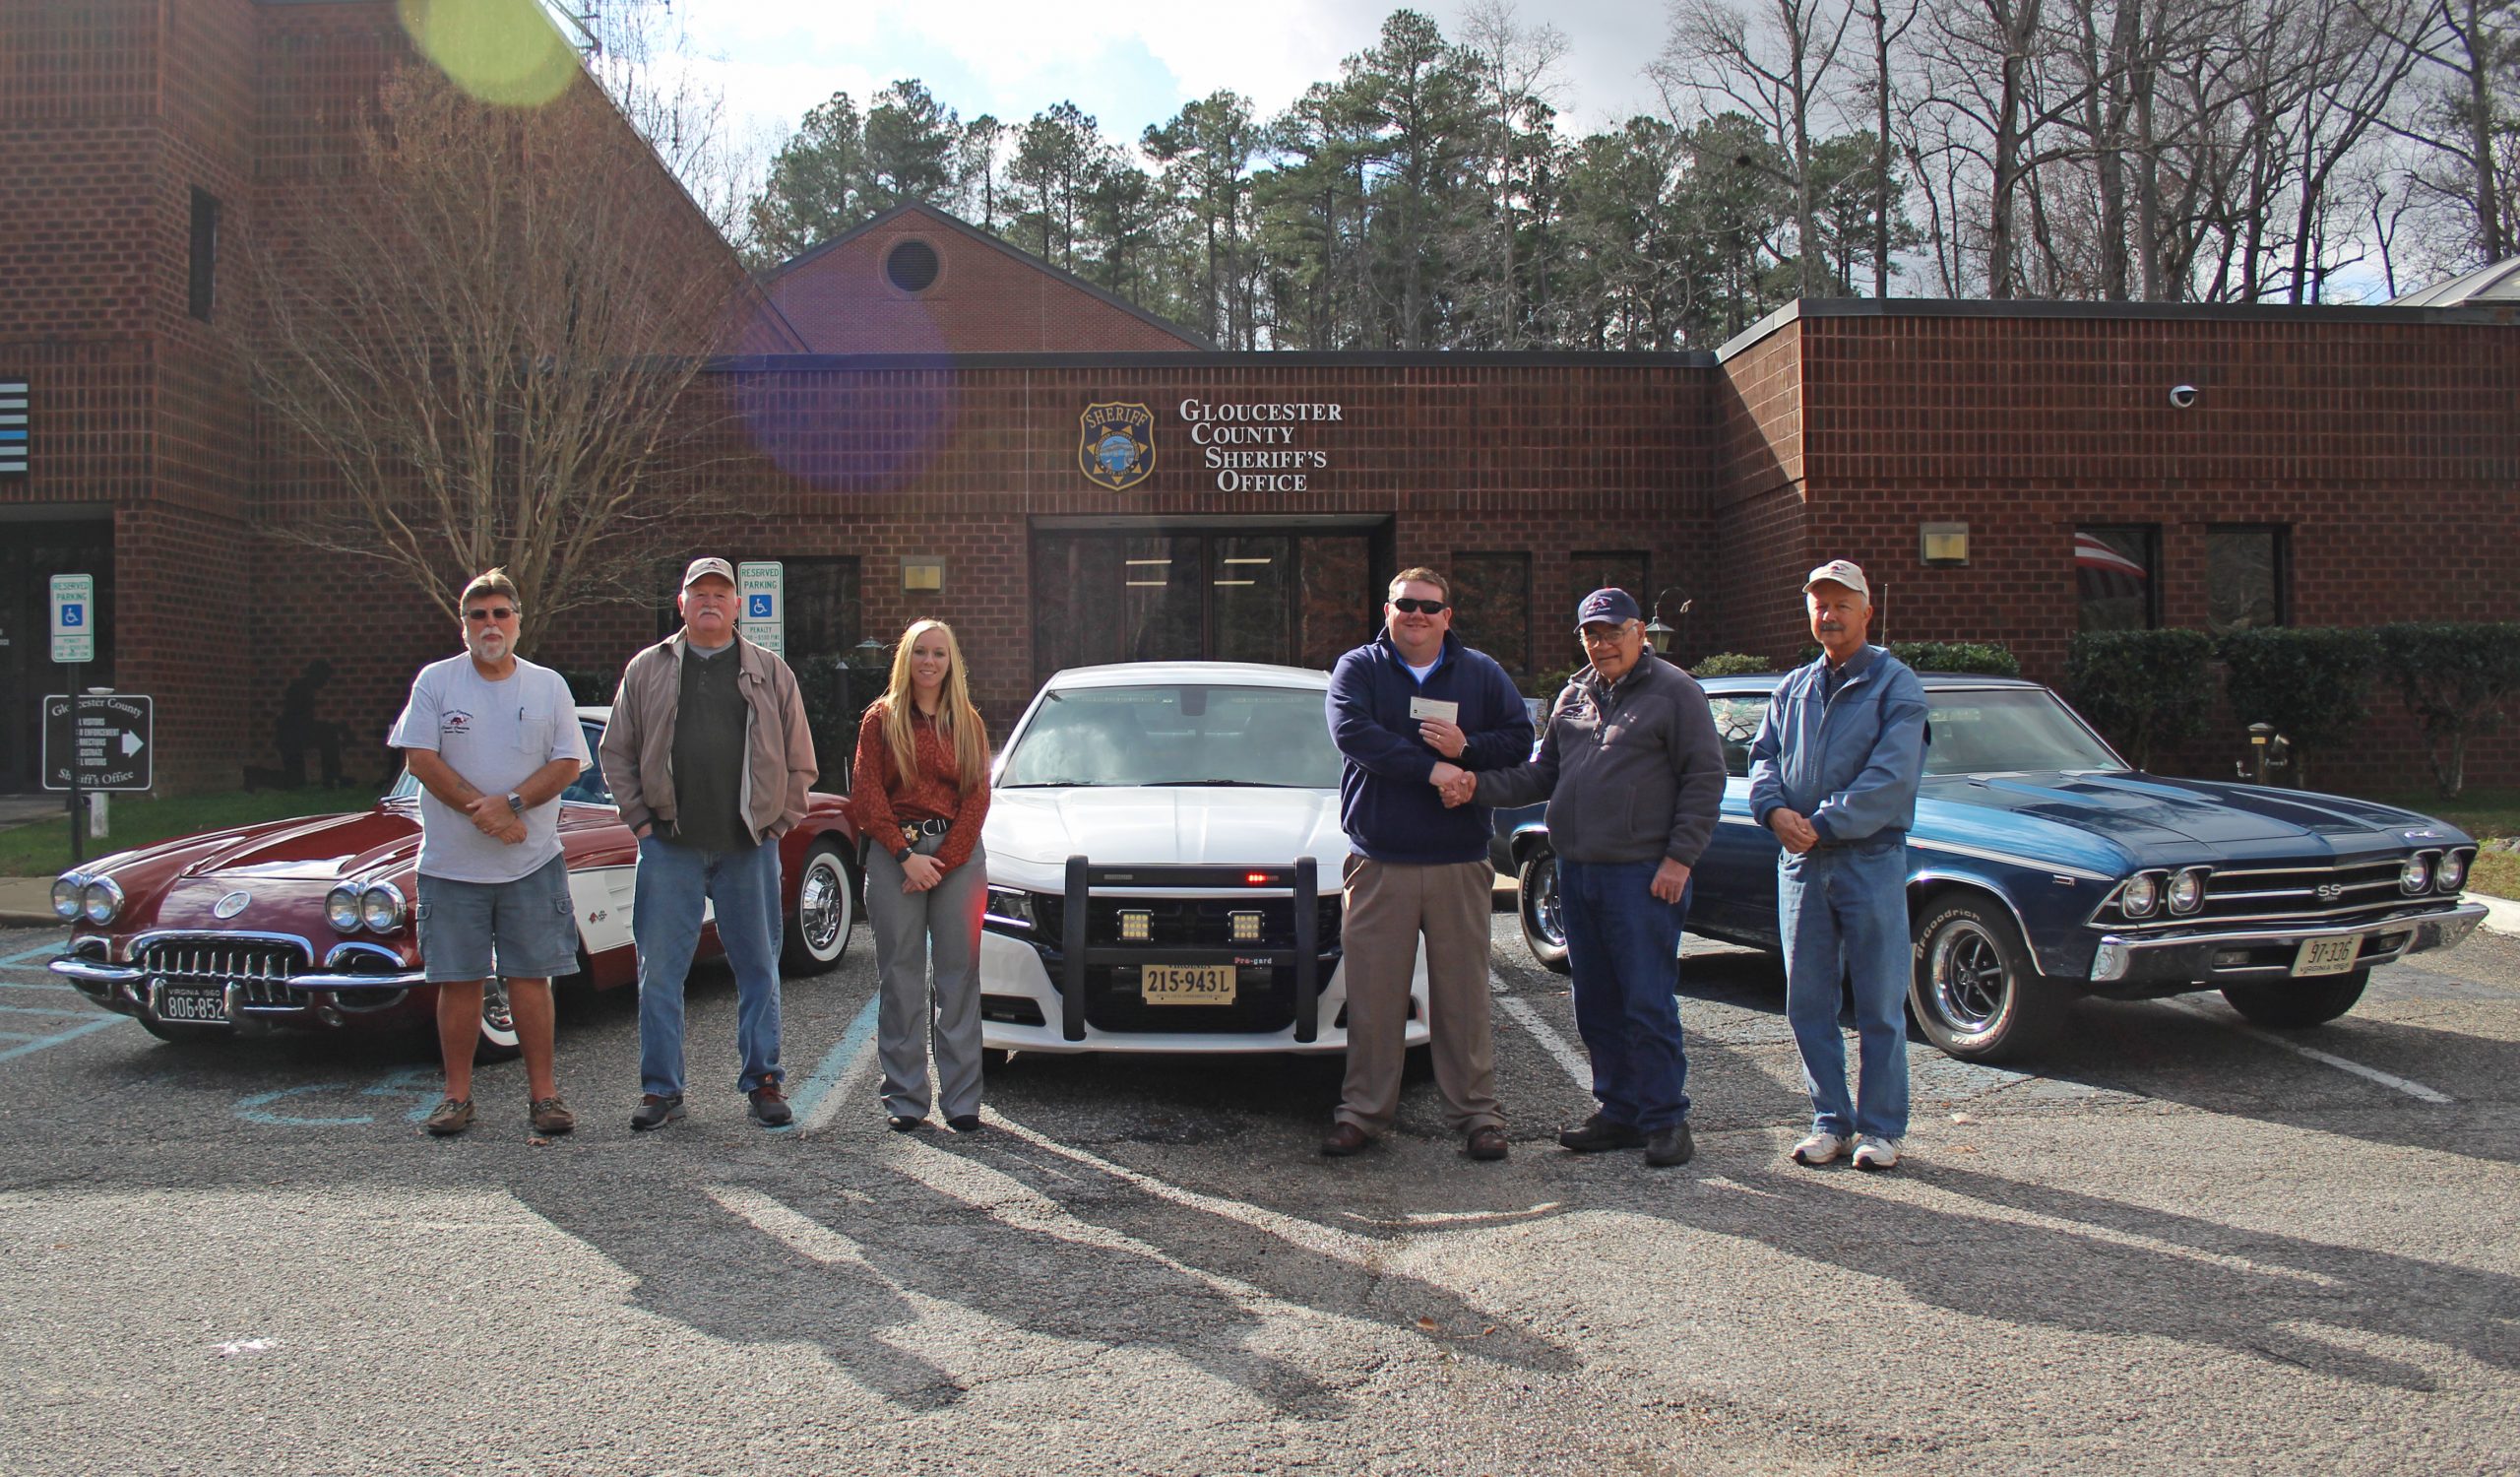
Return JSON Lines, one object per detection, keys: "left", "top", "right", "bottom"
{"left": 1580, "top": 625, "right": 1632, "bottom": 647}
{"left": 465, "top": 607, "right": 516, "bottom": 622}
{"left": 1390, "top": 598, "right": 1448, "bottom": 615}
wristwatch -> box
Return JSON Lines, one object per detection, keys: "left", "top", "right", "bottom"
{"left": 893, "top": 844, "right": 914, "bottom": 866}
{"left": 505, "top": 792, "right": 525, "bottom": 816}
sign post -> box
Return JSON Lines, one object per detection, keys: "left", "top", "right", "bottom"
{"left": 48, "top": 574, "right": 95, "bottom": 866}
{"left": 737, "top": 560, "right": 785, "bottom": 657}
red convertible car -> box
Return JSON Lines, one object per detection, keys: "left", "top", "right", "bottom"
{"left": 48, "top": 708, "right": 861, "bottom": 1059}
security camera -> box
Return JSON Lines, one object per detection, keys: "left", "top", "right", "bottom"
{"left": 2169, "top": 384, "right": 2198, "bottom": 410}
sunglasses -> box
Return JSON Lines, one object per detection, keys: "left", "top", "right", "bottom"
{"left": 465, "top": 607, "right": 516, "bottom": 622}
{"left": 1390, "top": 598, "right": 1448, "bottom": 615}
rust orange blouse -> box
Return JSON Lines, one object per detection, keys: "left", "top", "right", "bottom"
{"left": 845, "top": 701, "right": 990, "bottom": 871}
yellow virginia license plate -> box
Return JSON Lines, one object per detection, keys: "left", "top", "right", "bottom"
{"left": 2292, "top": 936, "right": 2362, "bottom": 977}
{"left": 1141, "top": 964, "right": 1235, "bottom": 1005}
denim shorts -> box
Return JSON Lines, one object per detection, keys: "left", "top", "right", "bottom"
{"left": 414, "top": 853, "right": 579, "bottom": 984}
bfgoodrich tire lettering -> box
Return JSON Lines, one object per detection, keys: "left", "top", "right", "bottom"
{"left": 1909, "top": 893, "right": 2061, "bottom": 1063}
{"left": 1517, "top": 847, "right": 1571, "bottom": 975}
{"left": 2221, "top": 968, "right": 2368, "bottom": 1028}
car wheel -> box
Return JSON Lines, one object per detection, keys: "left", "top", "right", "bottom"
{"left": 1517, "top": 847, "right": 1571, "bottom": 975}
{"left": 1910, "top": 894, "right": 2061, "bottom": 1063}
{"left": 783, "top": 839, "right": 857, "bottom": 975}
{"left": 474, "top": 978, "right": 523, "bottom": 1063}
{"left": 2220, "top": 969, "right": 2368, "bottom": 1029}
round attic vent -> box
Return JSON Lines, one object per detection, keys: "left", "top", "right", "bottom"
{"left": 884, "top": 239, "right": 940, "bottom": 292}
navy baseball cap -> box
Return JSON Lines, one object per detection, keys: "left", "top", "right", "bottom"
{"left": 1574, "top": 588, "right": 1641, "bottom": 630}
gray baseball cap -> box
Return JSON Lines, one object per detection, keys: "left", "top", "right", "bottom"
{"left": 681, "top": 556, "right": 736, "bottom": 589}
{"left": 1803, "top": 559, "right": 1868, "bottom": 601}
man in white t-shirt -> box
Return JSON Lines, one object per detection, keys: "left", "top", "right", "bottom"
{"left": 388, "top": 568, "right": 592, "bottom": 1138}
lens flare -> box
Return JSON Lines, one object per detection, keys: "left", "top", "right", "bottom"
{"left": 398, "top": 0, "right": 578, "bottom": 108}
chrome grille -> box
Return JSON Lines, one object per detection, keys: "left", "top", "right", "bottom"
{"left": 2103, "top": 858, "right": 2454, "bottom": 931}
{"left": 137, "top": 937, "right": 311, "bottom": 1008}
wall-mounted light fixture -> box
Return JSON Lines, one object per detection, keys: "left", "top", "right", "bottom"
{"left": 902, "top": 557, "right": 943, "bottom": 592}
{"left": 1920, "top": 523, "right": 1970, "bottom": 566}
{"left": 1643, "top": 586, "right": 1692, "bottom": 653}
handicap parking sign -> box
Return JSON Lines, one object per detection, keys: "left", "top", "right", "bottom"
{"left": 748, "top": 594, "right": 773, "bottom": 618}
{"left": 61, "top": 605, "right": 83, "bottom": 627}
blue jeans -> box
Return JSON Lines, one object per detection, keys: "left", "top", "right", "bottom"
{"left": 1557, "top": 859, "right": 1691, "bottom": 1132}
{"left": 1778, "top": 839, "right": 1911, "bottom": 1141}
{"left": 634, "top": 831, "right": 784, "bottom": 1098}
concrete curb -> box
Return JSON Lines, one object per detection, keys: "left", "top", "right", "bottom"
{"left": 0, "top": 876, "right": 60, "bottom": 930}
{"left": 2475, "top": 891, "right": 2520, "bottom": 937}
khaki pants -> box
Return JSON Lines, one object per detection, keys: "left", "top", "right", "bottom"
{"left": 1335, "top": 855, "right": 1503, "bottom": 1135}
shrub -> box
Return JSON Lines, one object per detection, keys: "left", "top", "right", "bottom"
{"left": 2217, "top": 626, "right": 2381, "bottom": 786}
{"left": 2066, "top": 629, "right": 2216, "bottom": 772}
{"left": 2373, "top": 622, "right": 2520, "bottom": 799}
{"left": 1889, "top": 640, "right": 2020, "bottom": 676}
{"left": 1692, "top": 652, "right": 1774, "bottom": 676}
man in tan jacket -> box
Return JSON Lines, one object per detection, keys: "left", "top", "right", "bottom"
{"left": 600, "top": 557, "right": 817, "bottom": 1131}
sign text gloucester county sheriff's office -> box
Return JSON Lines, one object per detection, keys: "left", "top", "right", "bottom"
{"left": 1178, "top": 399, "right": 1341, "bottom": 492}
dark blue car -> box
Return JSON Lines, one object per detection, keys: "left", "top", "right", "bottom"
{"left": 1493, "top": 673, "right": 2488, "bottom": 1061}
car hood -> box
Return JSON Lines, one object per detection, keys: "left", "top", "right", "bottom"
{"left": 1927, "top": 771, "right": 2469, "bottom": 867}
{"left": 983, "top": 787, "right": 1350, "bottom": 885}
{"left": 165, "top": 808, "right": 426, "bottom": 882}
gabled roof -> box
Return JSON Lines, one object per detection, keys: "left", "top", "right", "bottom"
{"left": 2388, "top": 255, "right": 2520, "bottom": 307}
{"left": 764, "top": 201, "right": 1213, "bottom": 352}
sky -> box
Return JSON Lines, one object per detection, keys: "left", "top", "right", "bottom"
{"left": 654, "top": 0, "right": 1677, "bottom": 162}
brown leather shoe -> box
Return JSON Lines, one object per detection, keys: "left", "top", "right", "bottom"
{"left": 1319, "top": 1122, "right": 1370, "bottom": 1157}
{"left": 1466, "top": 1125, "right": 1509, "bottom": 1160}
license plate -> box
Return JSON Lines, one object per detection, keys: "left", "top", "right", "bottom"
{"left": 2292, "top": 936, "right": 2362, "bottom": 977}
{"left": 1141, "top": 964, "right": 1235, "bottom": 1005}
{"left": 155, "top": 982, "right": 228, "bottom": 1023}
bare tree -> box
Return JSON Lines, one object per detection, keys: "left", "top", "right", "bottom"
{"left": 240, "top": 64, "right": 756, "bottom": 650}
{"left": 1658, "top": 0, "right": 1857, "bottom": 297}
{"left": 2362, "top": 0, "right": 2519, "bottom": 267}
{"left": 1460, "top": 0, "right": 1571, "bottom": 343}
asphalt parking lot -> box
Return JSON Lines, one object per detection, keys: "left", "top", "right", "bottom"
{"left": 2, "top": 913, "right": 2515, "bottom": 1476}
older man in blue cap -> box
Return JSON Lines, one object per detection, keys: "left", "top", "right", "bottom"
{"left": 1452, "top": 588, "right": 1726, "bottom": 1168}
{"left": 1747, "top": 559, "right": 1930, "bottom": 1171}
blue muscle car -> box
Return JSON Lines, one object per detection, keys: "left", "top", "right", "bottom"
{"left": 1493, "top": 674, "right": 2488, "bottom": 1062}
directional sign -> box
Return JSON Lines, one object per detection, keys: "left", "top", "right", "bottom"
{"left": 737, "top": 560, "right": 784, "bottom": 655}
{"left": 49, "top": 573, "right": 94, "bottom": 665}
{"left": 42, "top": 693, "right": 153, "bottom": 792}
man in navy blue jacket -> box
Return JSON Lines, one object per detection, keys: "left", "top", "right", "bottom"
{"left": 1321, "top": 568, "right": 1533, "bottom": 1160}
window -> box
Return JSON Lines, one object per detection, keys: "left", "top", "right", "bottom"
{"left": 884, "top": 239, "right": 940, "bottom": 292}
{"left": 2074, "top": 525, "right": 2156, "bottom": 631}
{"left": 1570, "top": 551, "right": 1649, "bottom": 617}
{"left": 785, "top": 557, "right": 862, "bottom": 659}
{"left": 188, "top": 189, "right": 220, "bottom": 320}
{"left": 2206, "top": 526, "right": 2287, "bottom": 634}
{"left": 1449, "top": 553, "right": 1532, "bottom": 676}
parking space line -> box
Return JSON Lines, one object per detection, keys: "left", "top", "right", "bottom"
{"left": 2168, "top": 997, "right": 2453, "bottom": 1105}
{"left": 0, "top": 943, "right": 66, "bottom": 967}
{"left": 1491, "top": 970, "right": 1591, "bottom": 1091}
{"left": 0, "top": 980, "right": 76, "bottom": 991}
{"left": 786, "top": 990, "right": 883, "bottom": 1133}
{"left": 0, "top": 1002, "right": 97, "bottom": 1017}
{"left": 0, "top": 1014, "right": 124, "bottom": 1063}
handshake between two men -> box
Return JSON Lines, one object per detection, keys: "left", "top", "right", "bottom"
{"left": 1421, "top": 714, "right": 1480, "bottom": 808}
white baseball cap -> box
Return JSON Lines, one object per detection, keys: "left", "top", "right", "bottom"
{"left": 1803, "top": 559, "right": 1868, "bottom": 601}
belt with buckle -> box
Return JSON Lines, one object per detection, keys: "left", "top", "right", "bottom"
{"left": 897, "top": 819, "right": 952, "bottom": 845}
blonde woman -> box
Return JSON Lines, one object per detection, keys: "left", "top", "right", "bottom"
{"left": 846, "top": 619, "right": 994, "bottom": 1132}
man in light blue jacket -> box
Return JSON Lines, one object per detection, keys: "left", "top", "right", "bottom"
{"left": 1747, "top": 560, "right": 1929, "bottom": 1171}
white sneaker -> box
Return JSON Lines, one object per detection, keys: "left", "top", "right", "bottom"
{"left": 1791, "top": 1131, "right": 1848, "bottom": 1166}
{"left": 1852, "top": 1134, "right": 1902, "bottom": 1172}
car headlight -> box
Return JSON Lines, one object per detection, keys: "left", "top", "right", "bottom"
{"left": 2399, "top": 854, "right": 2432, "bottom": 895}
{"left": 2437, "top": 850, "right": 2468, "bottom": 893}
{"left": 360, "top": 883, "right": 407, "bottom": 934}
{"left": 2167, "top": 867, "right": 2208, "bottom": 916}
{"left": 81, "top": 877, "right": 124, "bottom": 927}
{"left": 326, "top": 885, "right": 363, "bottom": 934}
{"left": 52, "top": 874, "right": 85, "bottom": 921}
{"left": 2119, "top": 872, "right": 2160, "bottom": 918}
{"left": 984, "top": 887, "right": 1035, "bottom": 930}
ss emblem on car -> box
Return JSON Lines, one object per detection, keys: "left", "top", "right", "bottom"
{"left": 2314, "top": 882, "right": 2344, "bottom": 903}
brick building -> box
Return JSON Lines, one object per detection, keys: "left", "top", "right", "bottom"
{"left": 6, "top": 0, "right": 2517, "bottom": 797}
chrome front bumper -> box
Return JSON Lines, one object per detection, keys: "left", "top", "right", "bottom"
{"left": 2087, "top": 903, "right": 2487, "bottom": 986}
{"left": 49, "top": 954, "right": 425, "bottom": 1025}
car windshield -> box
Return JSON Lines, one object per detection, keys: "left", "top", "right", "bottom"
{"left": 383, "top": 720, "right": 614, "bottom": 804}
{"left": 1000, "top": 684, "right": 1342, "bottom": 789}
{"left": 1921, "top": 690, "right": 2125, "bottom": 775}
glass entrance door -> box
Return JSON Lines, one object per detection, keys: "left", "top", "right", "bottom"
{"left": 1031, "top": 527, "right": 1383, "bottom": 685}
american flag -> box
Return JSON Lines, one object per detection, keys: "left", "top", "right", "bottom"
{"left": 0, "top": 379, "right": 25, "bottom": 475}
{"left": 2074, "top": 531, "right": 2148, "bottom": 600}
